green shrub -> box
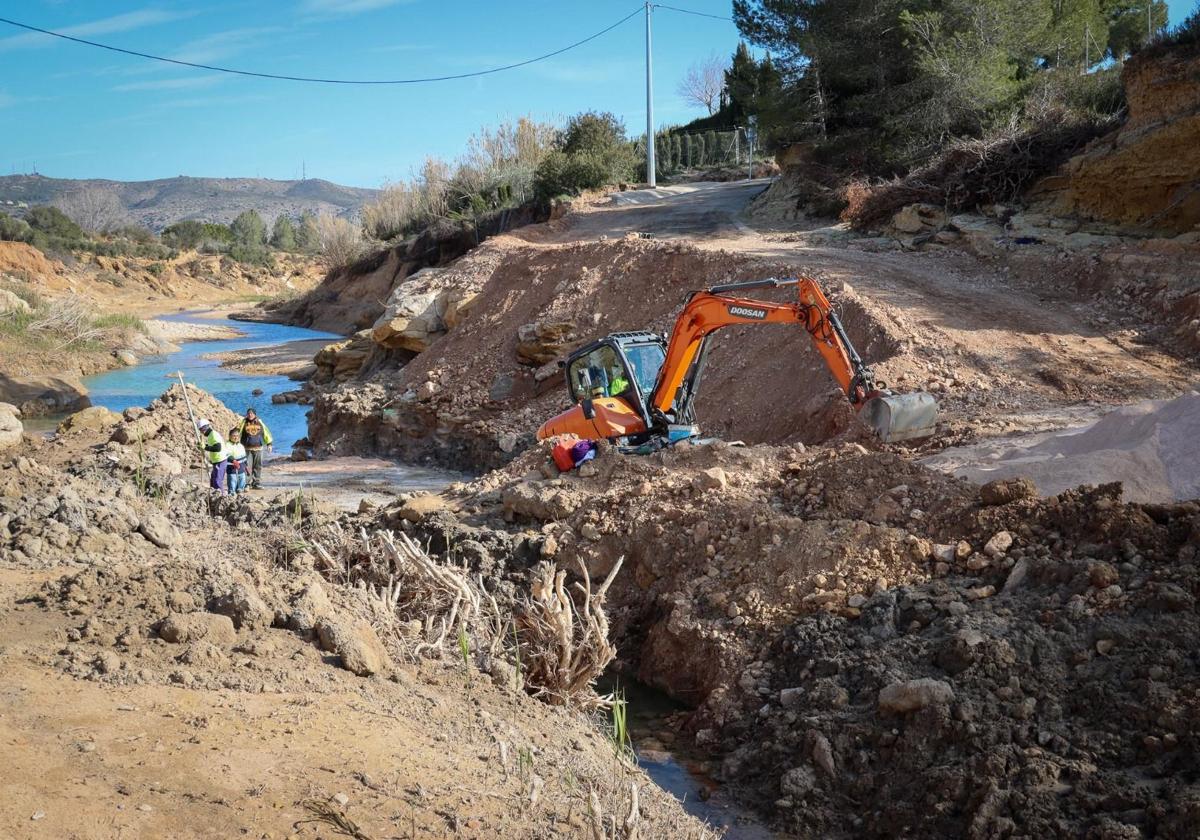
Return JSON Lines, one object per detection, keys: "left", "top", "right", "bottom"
{"left": 147, "top": 262, "right": 165, "bottom": 276}
{"left": 229, "top": 242, "right": 275, "bottom": 268}
{"left": 0, "top": 213, "right": 33, "bottom": 243}
{"left": 231, "top": 210, "right": 267, "bottom": 248}
{"left": 25, "top": 205, "right": 84, "bottom": 239}
{"left": 163, "top": 220, "right": 233, "bottom": 250}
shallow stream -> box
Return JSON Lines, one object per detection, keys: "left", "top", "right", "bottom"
{"left": 77, "top": 313, "right": 337, "bottom": 448}
{"left": 601, "top": 676, "right": 777, "bottom": 839}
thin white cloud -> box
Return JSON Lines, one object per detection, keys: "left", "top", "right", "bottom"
{"left": 300, "top": 0, "right": 414, "bottom": 17}
{"left": 0, "top": 9, "right": 187, "bottom": 51}
{"left": 169, "top": 27, "right": 284, "bottom": 64}
{"left": 0, "top": 92, "right": 15, "bottom": 108}
{"left": 368, "top": 42, "right": 435, "bottom": 54}
{"left": 113, "top": 74, "right": 223, "bottom": 92}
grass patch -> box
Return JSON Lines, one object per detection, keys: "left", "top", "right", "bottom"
{"left": 93, "top": 312, "right": 149, "bottom": 334}
{"left": 0, "top": 277, "right": 148, "bottom": 353}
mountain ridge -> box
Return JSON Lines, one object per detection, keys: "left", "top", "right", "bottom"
{"left": 0, "top": 174, "right": 380, "bottom": 231}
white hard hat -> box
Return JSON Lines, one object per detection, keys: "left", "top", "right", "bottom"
{"left": 197, "top": 418, "right": 212, "bottom": 429}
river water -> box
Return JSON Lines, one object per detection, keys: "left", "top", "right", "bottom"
{"left": 80, "top": 313, "right": 337, "bottom": 449}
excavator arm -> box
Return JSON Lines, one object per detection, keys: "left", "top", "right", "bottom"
{"left": 536, "top": 276, "right": 936, "bottom": 445}
{"left": 649, "top": 277, "right": 936, "bottom": 443}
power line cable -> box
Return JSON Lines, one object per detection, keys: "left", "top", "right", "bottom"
{"left": 0, "top": 8, "right": 642, "bottom": 84}
{"left": 653, "top": 4, "right": 734, "bottom": 23}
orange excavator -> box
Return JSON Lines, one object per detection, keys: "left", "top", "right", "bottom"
{"left": 536, "top": 277, "right": 937, "bottom": 447}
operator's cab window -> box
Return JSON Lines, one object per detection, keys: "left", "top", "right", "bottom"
{"left": 568, "top": 343, "right": 665, "bottom": 407}
{"left": 569, "top": 346, "right": 622, "bottom": 401}
{"left": 623, "top": 343, "right": 665, "bottom": 397}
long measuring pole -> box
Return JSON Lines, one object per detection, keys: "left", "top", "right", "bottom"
{"left": 645, "top": 1, "right": 656, "bottom": 188}
{"left": 177, "top": 371, "right": 201, "bottom": 445}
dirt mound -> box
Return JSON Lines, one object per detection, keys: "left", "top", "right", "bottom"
{"left": 399, "top": 434, "right": 1200, "bottom": 837}
{"left": 306, "top": 235, "right": 911, "bottom": 471}
{"left": 711, "top": 483, "right": 1200, "bottom": 837}
{"left": 37, "top": 383, "right": 239, "bottom": 479}
{"left": 926, "top": 392, "right": 1200, "bottom": 503}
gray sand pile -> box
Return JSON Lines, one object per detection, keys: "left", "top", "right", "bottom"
{"left": 925, "top": 392, "right": 1200, "bottom": 502}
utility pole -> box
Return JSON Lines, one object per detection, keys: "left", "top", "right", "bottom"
{"left": 645, "top": 1, "right": 656, "bottom": 188}
{"left": 1148, "top": 1, "right": 1154, "bottom": 41}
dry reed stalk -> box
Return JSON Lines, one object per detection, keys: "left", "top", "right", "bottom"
{"left": 518, "top": 556, "right": 623, "bottom": 708}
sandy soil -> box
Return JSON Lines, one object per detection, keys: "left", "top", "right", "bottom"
{"left": 145, "top": 319, "right": 244, "bottom": 343}
{"left": 267, "top": 455, "right": 465, "bottom": 511}
{"left": 205, "top": 338, "right": 329, "bottom": 378}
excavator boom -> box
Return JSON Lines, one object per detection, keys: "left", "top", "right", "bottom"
{"left": 536, "top": 276, "right": 937, "bottom": 445}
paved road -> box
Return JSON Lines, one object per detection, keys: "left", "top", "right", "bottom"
{"left": 550, "top": 179, "right": 771, "bottom": 242}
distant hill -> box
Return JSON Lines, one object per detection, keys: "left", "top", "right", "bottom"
{"left": 0, "top": 174, "right": 380, "bottom": 232}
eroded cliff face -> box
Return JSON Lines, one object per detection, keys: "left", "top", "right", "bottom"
{"left": 1033, "top": 46, "right": 1200, "bottom": 234}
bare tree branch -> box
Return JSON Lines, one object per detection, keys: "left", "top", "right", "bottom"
{"left": 676, "top": 53, "right": 726, "bottom": 116}
{"left": 55, "top": 187, "right": 127, "bottom": 234}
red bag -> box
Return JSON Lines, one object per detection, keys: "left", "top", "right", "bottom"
{"left": 551, "top": 435, "right": 581, "bottom": 472}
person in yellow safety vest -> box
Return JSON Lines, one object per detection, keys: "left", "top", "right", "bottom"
{"left": 196, "top": 419, "right": 230, "bottom": 495}
{"left": 236, "top": 407, "right": 273, "bottom": 489}
{"left": 226, "top": 427, "right": 248, "bottom": 496}
{"left": 609, "top": 363, "right": 633, "bottom": 399}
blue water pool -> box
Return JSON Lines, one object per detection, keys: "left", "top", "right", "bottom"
{"left": 80, "top": 313, "right": 339, "bottom": 449}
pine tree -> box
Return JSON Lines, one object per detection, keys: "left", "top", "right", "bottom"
{"left": 271, "top": 215, "right": 296, "bottom": 251}
{"left": 296, "top": 211, "right": 320, "bottom": 253}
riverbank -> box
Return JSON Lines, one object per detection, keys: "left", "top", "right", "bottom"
{"left": 203, "top": 337, "right": 328, "bottom": 379}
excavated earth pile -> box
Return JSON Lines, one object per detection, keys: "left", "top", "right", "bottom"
{"left": 307, "top": 235, "right": 912, "bottom": 471}
{"left": 388, "top": 437, "right": 1200, "bottom": 838}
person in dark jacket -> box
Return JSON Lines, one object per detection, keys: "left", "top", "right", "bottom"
{"left": 236, "top": 408, "right": 272, "bottom": 489}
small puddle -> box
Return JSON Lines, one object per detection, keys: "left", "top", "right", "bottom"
{"left": 599, "top": 675, "right": 777, "bottom": 839}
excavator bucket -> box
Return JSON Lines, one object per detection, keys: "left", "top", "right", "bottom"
{"left": 862, "top": 392, "right": 938, "bottom": 443}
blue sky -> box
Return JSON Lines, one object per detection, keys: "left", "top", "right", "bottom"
{"left": 0, "top": 1, "right": 740, "bottom": 187}
{"left": 1, "top": 1, "right": 1194, "bottom": 188}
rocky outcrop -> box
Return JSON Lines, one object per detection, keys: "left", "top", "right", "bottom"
{"left": 312, "top": 330, "right": 374, "bottom": 384}
{"left": 1032, "top": 46, "right": 1200, "bottom": 234}
{"left": 268, "top": 208, "right": 538, "bottom": 336}
{"left": 372, "top": 268, "right": 460, "bottom": 352}
{"left": 0, "top": 372, "right": 90, "bottom": 418}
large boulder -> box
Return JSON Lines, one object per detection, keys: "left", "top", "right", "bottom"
{"left": 0, "top": 406, "right": 22, "bottom": 450}
{"left": 111, "top": 415, "right": 165, "bottom": 444}
{"left": 890, "top": 203, "right": 947, "bottom": 234}
{"left": 315, "top": 617, "right": 392, "bottom": 676}
{"left": 313, "top": 330, "right": 374, "bottom": 383}
{"left": 138, "top": 514, "right": 178, "bottom": 549}
{"left": 372, "top": 268, "right": 450, "bottom": 352}
{"left": 515, "top": 321, "right": 583, "bottom": 366}
{"left": 58, "top": 405, "right": 121, "bottom": 435}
